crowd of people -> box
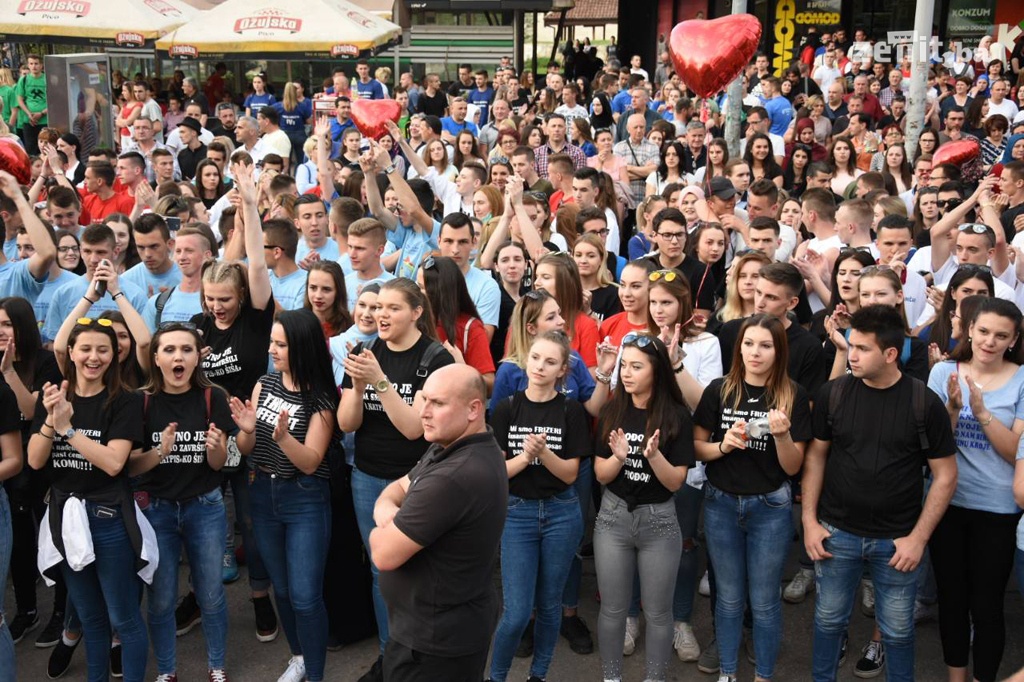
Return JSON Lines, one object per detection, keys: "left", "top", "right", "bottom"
{"left": 0, "top": 21, "right": 1022, "bottom": 682}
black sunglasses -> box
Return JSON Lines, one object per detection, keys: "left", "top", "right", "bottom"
{"left": 622, "top": 331, "right": 656, "bottom": 349}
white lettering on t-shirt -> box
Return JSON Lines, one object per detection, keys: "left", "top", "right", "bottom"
{"left": 719, "top": 405, "right": 769, "bottom": 453}
{"left": 507, "top": 423, "right": 564, "bottom": 465}
{"left": 621, "top": 437, "right": 650, "bottom": 483}
{"left": 256, "top": 393, "right": 300, "bottom": 431}
{"left": 149, "top": 429, "right": 209, "bottom": 465}
{"left": 205, "top": 346, "right": 241, "bottom": 378}
{"left": 52, "top": 428, "right": 103, "bottom": 470}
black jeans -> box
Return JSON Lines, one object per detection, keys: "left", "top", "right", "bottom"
{"left": 383, "top": 640, "right": 488, "bottom": 682}
{"left": 929, "top": 504, "right": 1021, "bottom": 682}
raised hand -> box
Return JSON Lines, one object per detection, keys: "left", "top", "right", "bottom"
{"left": 271, "top": 409, "right": 291, "bottom": 443}
{"left": 228, "top": 397, "right": 257, "bottom": 434}
{"left": 158, "top": 422, "right": 178, "bottom": 459}
{"left": 608, "top": 428, "right": 629, "bottom": 462}
{"left": 642, "top": 429, "right": 661, "bottom": 460}
{"left": 205, "top": 422, "right": 226, "bottom": 462}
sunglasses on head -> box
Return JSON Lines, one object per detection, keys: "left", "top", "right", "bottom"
{"left": 958, "top": 223, "right": 989, "bottom": 234}
{"left": 523, "top": 289, "right": 548, "bottom": 301}
{"left": 76, "top": 317, "right": 113, "bottom": 328}
{"left": 649, "top": 269, "right": 678, "bottom": 283}
{"left": 621, "top": 331, "right": 656, "bottom": 349}
{"left": 157, "top": 321, "right": 198, "bottom": 332}
{"left": 957, "top": 263, "right": 992, "bottom": 275}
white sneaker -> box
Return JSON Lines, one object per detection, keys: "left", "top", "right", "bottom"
{"left": 673, "top": 621, "right": 701, "bottom": 661}
{"left": 277, "top": 655, "right": 306, "bottom": 682}
{"left": 861, "top": 578, "right": 875, "bottom": 616}
{"left": 623, "top": 616, "right": 640, "bottom": 656}
{"left": 715, "top": 675, "right": 737, "bottom": 682}
{"left": 698, "top": 570, "right": 711, "bottom": 597}
{"left": 783, "top": 568, "right": 815, "bottom": 603}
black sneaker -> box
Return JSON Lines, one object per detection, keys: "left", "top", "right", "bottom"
{"left": 36, "top": 611, "right": 65, "bottom": 648}
{"left": 175, "top": 592, "right": 202, "bottom": 636}
{"left": 356, "top": 655, "right": 383, "bottom": 682}
{"left": 854, "top": 640, "right": 885, "bottom": 678}
{"left": 560, "top": 614, "right": 594, "bottom": 655}
{"left": 253, "top": 595, "right": 278, "bottom": 643}
{"left": 515, "top": 620, "right": 534, "bottom": 658}
{"left": 8, "top": 610, "right": 39, "bottom": 643}
{"left": 326, "top": 632, "right": 344, "bottom": 652}
{"left": 110, "top": 642, "right": 123, "bottom": 678}
{"left": 527, "top": 677, "right": 546, "bottom": 682}
{"left": 47, "top": 636, "right": 80, "bottom": 679}
{"left": 838, "top": 633, "right": 849, "bottom": 667}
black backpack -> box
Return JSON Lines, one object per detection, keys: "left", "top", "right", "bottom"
{"left": 827, "top": 374, "right": 929, "bottom": 451}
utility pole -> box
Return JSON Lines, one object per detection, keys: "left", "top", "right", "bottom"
{"left": 724, "top": 0, "right": 748, "bottom": 158}
{"left": 904, "top": 1, "right": 936, "bottom": 160}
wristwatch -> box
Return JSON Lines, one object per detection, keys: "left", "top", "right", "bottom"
{"left": 383, "top": 163, "right": 397, "bottom": 175}
{"left": 62, "top": 427, "right": 76, "bottom": 440}
{"left": 373, "top": 377, "right": 391, "bottom": 394}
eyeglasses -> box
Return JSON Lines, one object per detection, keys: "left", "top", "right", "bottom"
{"left": 57, "top": 245, "right": 80, "bottom": 254}
{"left": 76, "top": 317, "right": 113, "bottom": 327}
{"left": 622, "top": 331, "right": 655, "bottom": 349}
{"left": 523, "top": 289, "right": 548, "bottom": 301}
{"left": 657, "top": 231, "right": 686, "bottom": 242}
{"left": 649, "top": 269, "right": 679, "bottom": 282}
{"left": 421, "top": 256, "right": 438, "bottom": 270}
{"left": 591, "top": 228, "right": 610, "bottom": 237}
{"left": 958, "top": 223, "right": 989, "bottom": 234}
{"left": 263, "top": 244, "right": 280, "bottom": 250}
{"left": 938, "top": 199, "right": 963, "bottom": 210}
{"left": 525, "top": 191, "right": 548, "bottom": 201}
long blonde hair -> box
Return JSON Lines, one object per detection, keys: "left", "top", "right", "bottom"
{"left": 574, "top": 232, "right": 616, "bottom": 287}
{"left": 0, "top": 68, "right": 15, "bottom": 88}
{"left": 718, "top": 251, "right": 771, "bottom": 322}
{"left": 282, "top": 82, "right": 299, "bottom": 112}
{"left": 504, "top": 290, "right": 555, "bottom": 367}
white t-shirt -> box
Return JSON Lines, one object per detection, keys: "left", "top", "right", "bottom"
{"left": 803, "top": 233, "right": 844, "bottom": 312}
{"left": 987, "top": 99, "right": 1020, "bottom": 123}
{"left": 813, "top": 65, "right": 842, "bottom": 91}
{"left": 681, "top": 332, "right": 722, "bottom": 489}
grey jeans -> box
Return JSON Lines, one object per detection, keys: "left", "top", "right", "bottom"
{"left": 594, "top": 490, "right": 681, "bottom": 682}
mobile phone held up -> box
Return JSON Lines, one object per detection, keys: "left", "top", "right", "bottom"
{"left": 93, "top": 259, "right": 111, "bottom": 297}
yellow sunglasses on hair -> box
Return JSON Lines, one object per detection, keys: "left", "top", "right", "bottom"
{"left": 649, "top": 270, "right": 679, "bottom": 283}
{"left": 76, "top": 317, "right": 114, "bottom": 327}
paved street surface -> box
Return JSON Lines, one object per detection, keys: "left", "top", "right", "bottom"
{"left": 11, "top": 535, "right": 1024, "bottom": 681}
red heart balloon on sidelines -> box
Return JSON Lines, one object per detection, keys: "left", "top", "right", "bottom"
{"left": 931, "top": 139, "right": 980, "bottom": 168}
{"left": 350, "top": 99, "right": 402, "bottom": 140}
{"left": 0, "top": 137, "right": 30, "bottom": 186}
{"left": 668, "top": 15, "right": 762, "bottom": 99}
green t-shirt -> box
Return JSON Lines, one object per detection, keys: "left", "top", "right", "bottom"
{"left": 15, "top": 73, "right": 47, "bottom": 125}
{"left": 0, "top": 85, "right": 17, "bottom": 129}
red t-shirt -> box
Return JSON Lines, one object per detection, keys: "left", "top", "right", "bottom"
{"left": 599, "top": 312, "right": 648, "bottom": 347}
{"left": 437, "top": 313, "right": 496, "bottom": 376}
{"left": 80, "top": 189, "right": 134, "bottom": 223}
{"left": 571, "top": 312, "right": 599, "bottom": 368}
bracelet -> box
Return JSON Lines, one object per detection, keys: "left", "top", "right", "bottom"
{"left": 978, "top": 413, "right": 994, "bottom": 426}
{"left": 40, "top": 431, "right": 53, "bottom": 440}
{"left": 673, "top": 361, "right": 685, "bottom": 374}
{"left": 111, "top": 291, "right": 125, "bottom": 301}
{"left": 82, "top": 295, "right": 97, "bottom": 304}
{"left": 718, "top": 440, "right": 726, "bottom": 454}
{"left": 595, "top": 369, "right": 611, "bottom": 384}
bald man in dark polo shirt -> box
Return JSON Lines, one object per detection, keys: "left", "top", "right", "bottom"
{"left": 370, "top": 364, "right": 508, "bottom": 682}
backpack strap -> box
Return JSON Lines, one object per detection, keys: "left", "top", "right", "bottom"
{"left": 154, "top": 286, "right": 176, "bottom": 328}
{"left": 462, "top": 317, "right": 475, "bottom": 354}
{"left": 143, "top": 391, "right": 150, "bottom": 418}
{"left": 910, "top": 377, "right": 930, "bottom": 451}
{"left": 204, "top": 386, "right": 212, "bottom": 422}
{"left": 416, "top": 340, "right": 446, "bottom": 380}
{"left": 901, "top": 337, "right": 911, "bottom": 367}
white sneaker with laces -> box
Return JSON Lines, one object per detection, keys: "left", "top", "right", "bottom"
{"left": 154, "top": 675, "right": 176, "bottom": 682}
{"left": 715, "top": 675, "right": 737, "bottom": 682}
{"left": 783, "top": 568, "right": 815, "bottom": 603}
{"left": 861, "top": 578, "right": 876, "bottom": 616}
{"left": 623, "top": 616, "right": 640, "bottom": 656}
{"left": 277, "top": 655, "right": 306, "bottom": 682}
{"left": 698, "top": 570, "right": 711, "bottom": 597}
{"left": 673, "top": 621, "right": 701, "bottom": 661}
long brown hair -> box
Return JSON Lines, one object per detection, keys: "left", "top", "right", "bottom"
{"left": 64, "top": 321, "right": 123, "bottom": 409}
{"left": 721, "top": 315, "right": 795, "bottom": 416}
{"left": 143, "top": 324, "right": 213, "bottom": 395}
{"left": 537, "top": 252, "right": 584, "bottom": 338}
{"left": 303, "top": 260, "right": 353, "bottom": 335}
{"left": 379, "top": 277, "right": 437, "bottom": 342}
{"left": 646, "top": 273, "right": 698, "bottom": 339}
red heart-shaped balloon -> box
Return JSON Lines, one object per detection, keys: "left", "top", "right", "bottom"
{"left": 931, "top": 139, "right": 980, "bottom": 168}
{"left": 668, "top": 15, "right": 763, "bottom": 99}
{"left": 0, "top": 137, "right": 30, "bottom": 186}
{"left": 350, "top": 99, "right": 403, "bottom": 140}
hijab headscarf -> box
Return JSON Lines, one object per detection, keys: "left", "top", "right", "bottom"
{"left": 590, "top": 92, "right": 614, "bottom": 131}
{"left": 1001, "top": 133, "right": 1024, "bottom": 164}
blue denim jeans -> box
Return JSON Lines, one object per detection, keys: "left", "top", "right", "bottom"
{"left": 250, "top": 472, "right": 331, "bottom": 682}
{"left": 144, "top": 489, "right": 228, "bottom": 673}
{"left": 811, "top": 521, "right": 919, "bottom": 682}
{"left": 489, "top": 489, "right": 583, "bottom": 682}
{"left": 594, "top": 490, "right": 681, "bottom": 682}
{"left": 0, "top": 487, "right": 15, "bottom": 682}
{"left": 561, "top": 457, "right": 593, "bottom": 609}
{"left": 704, "top": 481, "right": 792, "bottom": 680}
{"left": 225, "top": 466, "right": 270, "bottom": 591}
{"left": 351, "top": 466, "right": 393, "bottom": 652}
{"left": 60, "top": 502, "right": 149, "bottom": 682}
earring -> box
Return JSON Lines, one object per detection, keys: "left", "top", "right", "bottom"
{"left": 967, "top": 336, "right": 972, "bottom": 343}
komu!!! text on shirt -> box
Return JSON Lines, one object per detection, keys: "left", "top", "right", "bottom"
{"left": 256, "top": 393, "right": 301, "bottom": 431}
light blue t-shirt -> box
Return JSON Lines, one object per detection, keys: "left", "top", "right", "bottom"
{"left": 463, "top": 267, "right": 500, "bottom": 327}
{"left": 1017, "top": 442, "right": 1024, "bottom": 550}
{"left": 762, "top": 95, "right": 794, "bottom": 137}
{"left": 270, "top": 268, "right": 308, "bottom": 311}
{"left": 142, "top": 288, "right": 202, "bottom": 331}
{"left": 34, "top": 270, "right": 81, "bottom": 335}
{"left": 440, "top": 117, "right": 479, "bottom": 138}
{"left": 296, "top": 239, "right": 341, "bottom": 263}
{"left": 391, "top": 219, "right": 440, "bottom": 281}
{"left": 489, "top": 350, "right": 596, "bottom": 411}
{"left": 42, "top": 276, "right": 149, "bottom": 343}
{"left": 337, "top": 253, "right": 353, "bottom": 276}
{"left": 0, "top": 259, "right": 47, "bottom": 307}
{"left": 121, "top": 262, "right": 182, "bottom": 298}
{"left": 3, "top": 238, "right": 17, "bottom": 262}
{"left": 345, "top": 270, "right": 395, "bottom": 311}
{"left": 329, "top": 326, "right": 379, "bottom": 465}
{"left": 928, "top": 361, "right": 1024, "bottom": 514}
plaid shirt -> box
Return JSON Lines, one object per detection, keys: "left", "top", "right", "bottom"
{"left": 534, "top": 141, "right": 586, "bottom": 179}
{"left": 614, "top": 138, "right": 660, "bottom": 202}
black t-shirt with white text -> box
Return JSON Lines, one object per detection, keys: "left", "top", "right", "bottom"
{"left": 596, "top": 402, "right": 695, "bottom": 509}
{"left": 693, "top": 378, "right": 812, "bottom": 495}
{"left": 489, "top": 391, "right": 592, "bottom": 499}
{"left": 719, "top": 318, "right": 827, "bottom": 395}
{"left": 342, "top": 336, "right": 454, "bottom": 480}
{"left": 193, "top": 303, "right": 275, "bottom": 400}
{"left": 139, "top": 386, "right": 237, "bottom": 500}
{"left": 31, "top": 390, "right": 143, "bottom": 499}
{"left": 812, "top": 375, "right": 956, "bottom": 538}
